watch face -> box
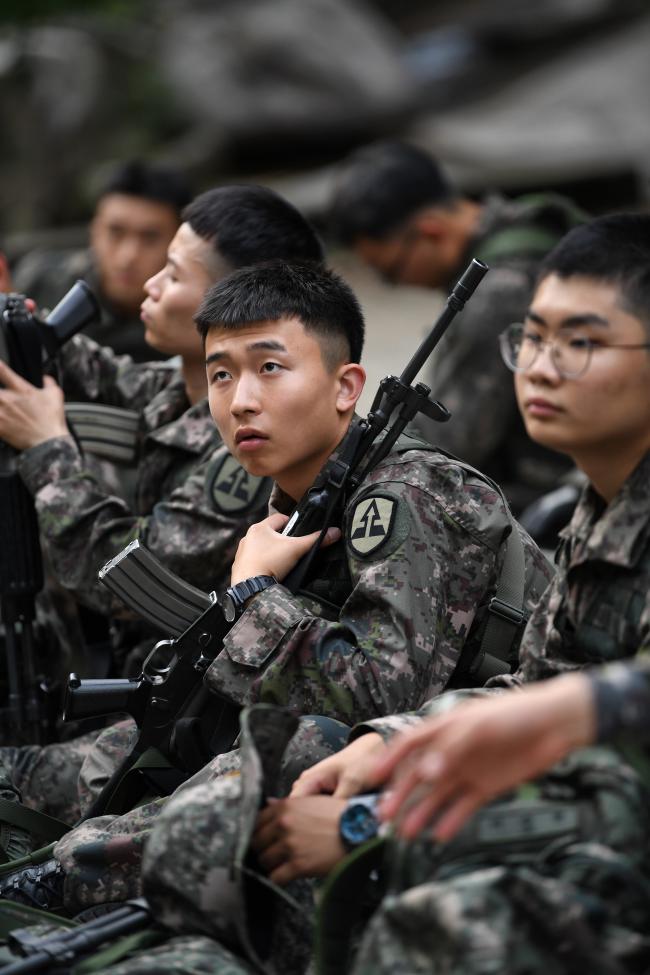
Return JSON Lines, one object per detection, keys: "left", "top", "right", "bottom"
{"left": 222, "top": 592, "right": 237, "bottom": 623}
{"left": 341, "top": 802, "right": 379, "bottom": 848}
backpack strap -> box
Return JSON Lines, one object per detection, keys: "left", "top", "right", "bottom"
{"left": 393, "top": 436, "right": 531, "bottom": 684}
{"left": 469, "top": 509, "right": 526, "bottom": 684}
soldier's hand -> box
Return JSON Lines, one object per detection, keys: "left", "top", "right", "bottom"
{"left": 374, "top": 672, "right": 596, "bottom": 843}
{"left": 290, "top": 732, "right": 386, "bottom": 798}
{"left": 251, "top": 795, "right": 347, "bottom": 885}
{"left": 0, "top": 361, "right": 68, "bottom": 450}
{"left": 230, "top": 512, "right": 341, "bottom": 585}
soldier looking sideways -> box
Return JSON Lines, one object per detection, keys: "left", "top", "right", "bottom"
{"left": 0, "top": 185, "right": 324, "bottom": 830}
{"left": 237, "top": 213, "right": 650, "bottom": 975}
{"left": 0, "top": 260, "right": 551, "bottom": 921}
{"left": 13, "top": 160, "right": 193, "bottom": 362}
{"left": 329, "top": 141, "right": 583, "bottom": 512}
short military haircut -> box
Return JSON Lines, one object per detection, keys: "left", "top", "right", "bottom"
{"left": 538, "top": 213, "right": 650, "bottom": 334}
{"left": 329, "top": 141, "right": 457, "bottom": 245}
{"left": 183, "top": 185, "right": 325, "bottom": 270}
{"left": 99, "top": 160, "right": 192, "bottom": 214}
{"left": 195, "top": 260, "right": 364, "bottom": 367}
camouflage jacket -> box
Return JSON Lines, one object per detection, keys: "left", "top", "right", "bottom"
{"left": 360, "top": 450, "right": 650, "bottom": 743}
{"left": 204, "top": 433, "right": 552, "bottom": 726}
{"left": 50, "top": 434, "right": 550, "bottom": 913}
{"left": 590, "top": 649, "right": 650, "bottom": 744}
{"left": 504, "top": 448, "right": 650, "bottom": 685}
{"left": 12, "top": 245, "right": 164, "bottom": 361}
{"left": 419, "top": 194, "right": 580, "bottom": 513}
{"left": 17, "top": 333, "right": 270, "bottom": 616}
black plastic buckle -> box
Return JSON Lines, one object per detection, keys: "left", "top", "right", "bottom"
{"left": 488, "top": 597, "right": 525, "bottom": 627}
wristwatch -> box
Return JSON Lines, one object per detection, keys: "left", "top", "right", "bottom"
{"left": 221, "top": 575, "right": 277, "bottom": 623}
{"left": 339, "top": 793, "right": 381, "bottom": 851}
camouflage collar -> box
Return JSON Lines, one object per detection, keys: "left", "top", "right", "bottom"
{"left": 560, "top": 450, "right": 650, "bottom": 568}
{"left": 146, "top": 389, "right": 220, "bottom": 454}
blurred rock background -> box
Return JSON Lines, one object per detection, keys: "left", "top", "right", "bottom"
{"left": 1, "top": 0, "right": 648, "bottom": 408}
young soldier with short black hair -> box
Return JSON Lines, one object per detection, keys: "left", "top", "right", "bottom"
{"left": 12, "top": 261, "right": 553, "bottom": 958}
{"left": 0, "top": 185, "right": 324, "bottom": 829}
{"left": 330, "top": 141, "right": 584, "bottom": 513}
{"left": 248, "top": 213, "right": 650, "bottom": 975}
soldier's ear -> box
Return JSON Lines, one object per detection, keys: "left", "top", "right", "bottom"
{"left": 335, "top": 363, "right": 365, "bottom": 414}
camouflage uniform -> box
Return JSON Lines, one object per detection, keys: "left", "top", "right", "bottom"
{"left": 49, "top": 431, "right": 550, "bottom": 914}
{"left": 12, "top": 246, "right": 164, "bottom": 361}
{"left": 499, "top": 447, "right": 650, "bottom": 686}
{"left": 590, "top": 651, "right": 650, "bottom": 743}
{"left": 0, "top": 333, "right": 269, "bottom": 819}
{"left": 360, "top": 449, "right": 650, "bottom": 743}
{"left": 419, "top": 194, "right": 581, "bottom": 514}
{"left": 338, "top": 452, "right": 650, "bottom": 975}
{"left": 349, "top": 745, "right": 650, "bottom": 975}
{"left": 204, "top": 434, "right": 551, "bottom": 723}
{"left": 20, "top": 332, "right": 269, "bottom": 614}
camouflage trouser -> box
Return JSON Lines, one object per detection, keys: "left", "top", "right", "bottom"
{"left": 91, "top": 935, "right": 256, "bottom": 974}
{"left": 348, "top": 746, "right": 650, "bottom": 975}
{"left": 55, "top": 714, "right": 349, "bottom": 916}
{"left": 0, "top": 729, "right": 101, "bottom": 826}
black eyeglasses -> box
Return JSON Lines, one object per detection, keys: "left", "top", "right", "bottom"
{"left": 499, "top": 323, "right": 650, "bottom": 379}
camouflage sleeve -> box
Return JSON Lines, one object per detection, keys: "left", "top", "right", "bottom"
{"left": 350, "top": 686, "right": 504, "bottom": 742}
{"left": 590, "top": 653, "right": 650, "bottom": 743}
{"left": 17, "top": 438, "right": 268, "bottom": 614}
{"left": 349, "top": 710, "right": 426, "bottom": 743}
{"left": 54, "top": 333, "right": 173, "bottom": 410}
{"left": 417, "top": 268, "right": 530, "bottom": 465}
{"left": 205, "top": 460, "right": 518, "bottom": 726}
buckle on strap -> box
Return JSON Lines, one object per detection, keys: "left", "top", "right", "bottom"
{"left": 488, "top": 597, "right": 525, "bottom": 627}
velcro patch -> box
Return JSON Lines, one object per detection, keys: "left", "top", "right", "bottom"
{"left": 207, "top": 454, "right": 267, "bottom": 514}
{"left": 348, "top": 493, "right": 405, "bottom": 558}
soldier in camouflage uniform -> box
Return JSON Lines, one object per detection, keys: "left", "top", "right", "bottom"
{"left": 13, "top": 160, "right": 192, "bottom": 362}
{"left": 329, "top": 141, "right": 584, "bottom": 513}
{"left": 0, "top": 185, "right": 325, "bottom": 824}
{"left": 275, "top": 213, "right": 650, "bottom": 974}
{"left": 90, "top": 213, "right": 649, "bottom": 974}
{"left": 0, "top": 259, "right": 551, "bottom": 917}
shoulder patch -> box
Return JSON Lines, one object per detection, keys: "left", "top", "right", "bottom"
{"left": 347, "top": 492, "right": 409, "bottom": 559}
{"left": 207, "top": 454, "right": 267, "bottom": 514}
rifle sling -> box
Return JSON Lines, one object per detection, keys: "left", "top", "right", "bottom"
{"left": 99, "top": 748, "right": 188, "bottom": 816}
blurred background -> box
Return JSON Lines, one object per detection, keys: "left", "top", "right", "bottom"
{"left": 2, "top": 0, "right": 649, "bottom": 408}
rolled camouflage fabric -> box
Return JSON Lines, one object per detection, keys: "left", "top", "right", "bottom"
{"left": 142, "top": 704, "right": 310, "bottom": 974}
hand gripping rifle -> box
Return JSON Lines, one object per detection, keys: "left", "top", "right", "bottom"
{"left": 64, "top": 259, "right": 488, "bottom": 819}
{"left": 0, "top": 283, "right": 99, "bottom": 744}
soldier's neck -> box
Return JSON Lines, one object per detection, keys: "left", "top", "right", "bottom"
{"left": 181, "top": 356, "right": 208, "bottom": 406}
{"left": 575, "top": 439, "right": 649, "bottom": 504}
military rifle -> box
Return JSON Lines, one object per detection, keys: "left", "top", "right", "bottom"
{"left": 64, "top": 259, "right": 489, "bottom": 818}
{"left": 0, "top": 282, "right": 99, "bottom": 744}
{"left": 0, "top": 899, "right": 153, "bottom": 974}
